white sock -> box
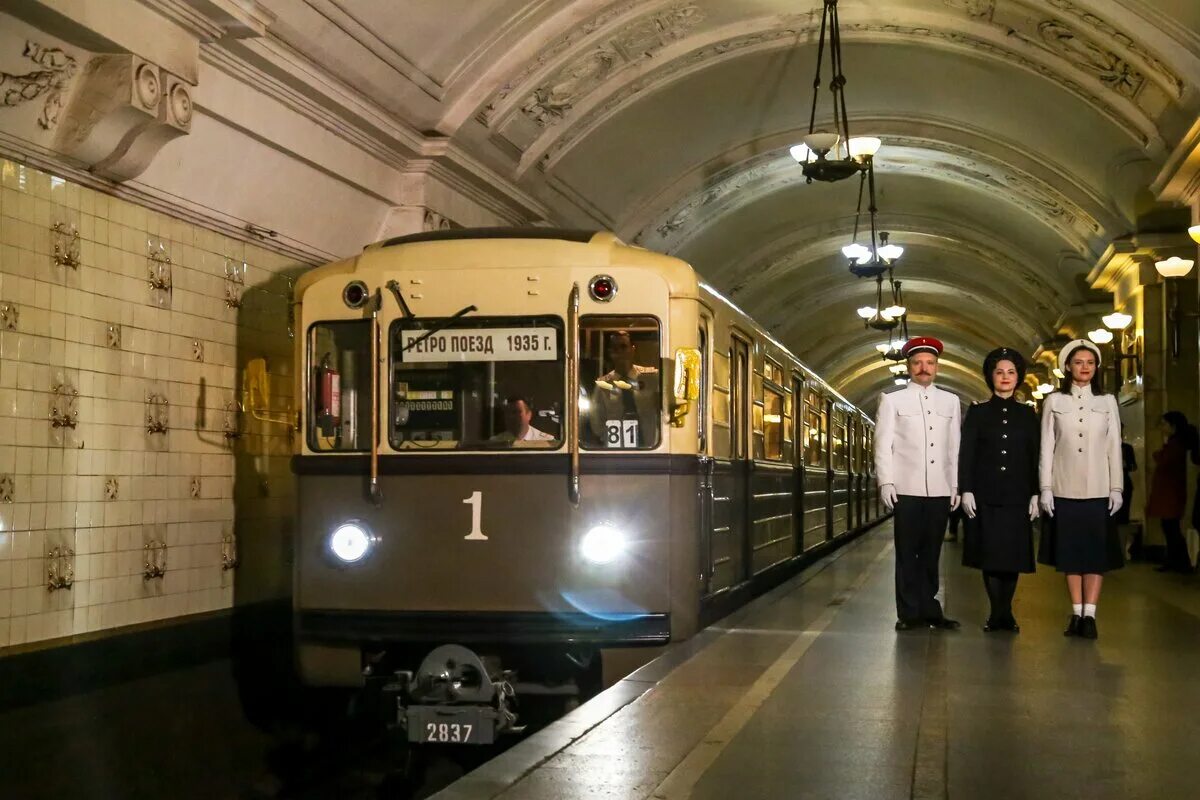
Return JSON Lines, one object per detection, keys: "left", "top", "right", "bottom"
{"left": 1072, "top": 603, "right": 1083, "bottom": 616}
{"left": 1083, "top": 604, "right": 1096, "bottom": 618}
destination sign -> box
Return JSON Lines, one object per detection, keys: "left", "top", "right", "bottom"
{"left": 399, "top": 327, "right": 558, "bottom": 362}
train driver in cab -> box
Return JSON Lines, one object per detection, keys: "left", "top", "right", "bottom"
{"left": 489, "top": 395, "right": 555, "bottom": 445}
{"left": 875, "top": 336, "right": 962, "bottom": 631}
{"left": 588, "top": 330, "right": 660, "bottom": 448}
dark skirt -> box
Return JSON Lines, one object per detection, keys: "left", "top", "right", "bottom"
{"left": 1037, "top": 497, "right": 1125, "bottom": 574}
{"left": 963, "top": 503, "right": 1035, "bottom": 573}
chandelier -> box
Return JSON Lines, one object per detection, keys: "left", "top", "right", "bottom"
{"left": 856, "top": 276, "right": 908, "bottom": 342}
{"left": 842, "top": 164, "right": 903, "bottom": 278}
{"left": 790, "top": 0, "right": 880, "bottom": 183}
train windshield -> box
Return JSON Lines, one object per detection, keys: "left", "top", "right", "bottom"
{"left": 389, "top": 316, "right": 564, "bottom": 450}
{"left": 580, "top": 316, "right": 662, "bottom": 449}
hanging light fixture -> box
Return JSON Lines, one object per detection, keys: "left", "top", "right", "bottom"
{"left": 1188, "top": 225, "right": 1200, "bottom": 245}
{"left": 859, "top": 274, "right": 899, "bottom": 332}
{"left": 792, "top": 0, "right": 879, "bottom": 184}
{"left": 1102, "top": 311, "right": 1133, "bottom": 330}
{"left": 1155, "top": 256, "right": 1195, "bottom": 278}
{"left": 843, "top": 163, "right": 903, "bottom": 279}
{"left": 1087, "top": 328, "right": 1114, "bottom": 344}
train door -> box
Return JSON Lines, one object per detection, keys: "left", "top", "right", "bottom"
{"left": 823, "top": 398, "right": 834, "bottom": 540}
{"left": 792, "top": 373, "right": 806, "bottom": 553}
{"left": 731, "top": 334, "right": 751, "bottom": 583}
{"left": 698, "top": 319, "right": 715, "bottom": 597}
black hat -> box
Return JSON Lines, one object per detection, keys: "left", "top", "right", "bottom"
{"left": 982, "top": 347, "right": 1027, "bottom": 391}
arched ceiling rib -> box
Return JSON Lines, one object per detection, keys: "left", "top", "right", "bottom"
{"left": 256, "top": 0, "right": 1200, "bottom": 402}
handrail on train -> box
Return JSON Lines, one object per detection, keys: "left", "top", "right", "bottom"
{"left": 567, "top": 283, "right": 581, "bottom": 507}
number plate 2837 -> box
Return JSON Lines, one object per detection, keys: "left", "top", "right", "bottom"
{"left": 406, "top": 706, "right": 494, "bottom": 745}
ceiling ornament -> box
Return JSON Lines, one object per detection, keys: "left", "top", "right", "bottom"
{"left": 1035, "top": 20, "right": 1144, "bottom": 99}
{"left": 1, "top": 41, "right": 78, "bottom": 130}
{"left": 507, "top": 3, "right": 704, "bottom": 129}
{"left": 1042, "top": 0, "right": 1183, "bottom": 98}
{"left": 942, "top": 0, "right": 995, "bottom": 20}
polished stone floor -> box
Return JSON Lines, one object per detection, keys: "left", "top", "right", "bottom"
{"left": 437, "top": 523, "right": 1200, "bottom": 800}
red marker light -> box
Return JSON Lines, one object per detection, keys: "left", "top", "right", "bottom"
{"left": 589, "top": 275, "right": 617, "bottom": 302}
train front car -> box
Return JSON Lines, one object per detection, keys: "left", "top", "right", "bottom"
{"left": 290, "top": 230, "right": 702, "bottom": 746}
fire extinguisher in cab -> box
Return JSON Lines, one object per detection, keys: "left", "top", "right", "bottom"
{"left": 316, "top": 353, "right": 341, "bottom": 441}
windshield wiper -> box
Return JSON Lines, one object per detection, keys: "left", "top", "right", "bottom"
{"left": 401, "top": 305, "right": 479, "bottom": 352}
{"left": 384, "top": 280, "right": 414, "bottom": 317}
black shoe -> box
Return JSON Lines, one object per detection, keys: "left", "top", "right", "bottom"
{"left": 895, "top": 619, "right": 924, "bottom": 631}
{"left": 983, "top": 619, "right": 1002, "bottom": 633}
{"left": 1006, "top": 618, "right": 1020, "bottom": 633}
{"left": 1080, "top": 616, "right": 1098, "bottom": 640}
{"left": 928, "top": 617, "right": 960, "bottom": 630}
{"left": 1064, "top": 614, "right": 1081, "bottom": 637}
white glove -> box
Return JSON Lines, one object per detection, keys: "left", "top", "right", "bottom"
{"left": 1040, "top": 489, "right": 1055, "bottom": 517}
{"left": 950, "top": 493, "right": 961, "bottom": 512}
{"left": 961, "top": 492, "right": 976, "bottom": 519}
{"left": 1028, "top": 495, "right": 1040, "bottom": 521}
{"left": 881, "top": 483, "right": 897, "bottom": 511}
{"left": 1108, "top": 490, "right": 1123, "bottom": 516}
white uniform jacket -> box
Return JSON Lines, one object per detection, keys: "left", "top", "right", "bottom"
{"left": 1039, "top": 385, "right": 1121, "bottom": 499}
{"left": 875, "top": 382, "right": 961, "bottom": 497}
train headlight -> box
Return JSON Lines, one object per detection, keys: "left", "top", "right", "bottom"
{"left": 581, "top": 524, "right": 625, "bottom": 565}
{"left": 329, "top": 522, "right": 374, "bottom": 563}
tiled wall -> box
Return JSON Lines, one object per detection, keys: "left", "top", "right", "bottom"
{"left": 0, "top": 159, "right": 301, "bottom": 649}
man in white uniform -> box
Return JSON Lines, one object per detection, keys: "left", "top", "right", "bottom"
{"left": 875, "top": 337, "right": 962, "bottom": 630}
{"left": 490, "top": 396, "right": 555, "bottom": 444}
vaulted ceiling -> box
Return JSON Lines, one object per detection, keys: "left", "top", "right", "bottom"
{"left": 258, "top": 0, "right": 1200, "bottom": 405}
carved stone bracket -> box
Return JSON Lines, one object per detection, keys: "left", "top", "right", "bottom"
{"left": 54, "top": 53, "right": 193, "bottom": 182}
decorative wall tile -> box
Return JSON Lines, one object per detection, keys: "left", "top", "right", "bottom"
{"left": 0, "top": 301, "right": 17, "bottom": 330}
{"left": 51, "top": 212, "right": 80, "bottom": 271}
{"left": 192, "top": 339, "right": 204, "bottom": 362}
{"left": 0, "top": 158, "right": 297, "bottom": 649}
{"left": 224, "top": 257, "right": 244, "bottom": 309}
{"left": 146, "top": 392, "right": 169, "bottom": 434}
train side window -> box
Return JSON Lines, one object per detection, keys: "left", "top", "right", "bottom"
{"left": 763, "top": 358, "right": 785, "bottom": 461}
{"left": 308, "top": 321, "right": 372, "bottom": 452}
{"left": 698, "top": 324, "right": 709, "bottom": 453}
{"left": 803, "top": 391, "right": 825, "bottom": 468}
{"left": 580, "top": 316, "right": 662, "bottom": 449}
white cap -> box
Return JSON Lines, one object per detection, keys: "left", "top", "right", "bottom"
{"left": 1058, "top": 338, "right": 1102, "bottom": 374}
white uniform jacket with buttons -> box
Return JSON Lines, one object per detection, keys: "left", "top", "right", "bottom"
{"left": 1039, "top": 384, "right": 1122, "bottom": 499}
{"left": 874, "top": 382, "right": 961, "bottom": 497}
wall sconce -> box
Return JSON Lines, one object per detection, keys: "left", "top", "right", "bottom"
{"left": 143, "top": 540, "right": 167, "bottom": 580}
{"left": 47, "top": 545, "right": 75, "bottom": 591}
{"left": 1157, "top": 258, "right": 1199, "bottom": 358}
{"left": 146, "top": 392, "right": 169, "bottom": 434}
{"left": 1103, "top": 311, "right": 1142, "bottom": 384}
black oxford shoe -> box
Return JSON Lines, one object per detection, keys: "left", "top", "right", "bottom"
{"left": 1080, "top": 616, "right": 1098, "bottom": 640}
{"left": 895, "top": 619, "right": 924, "bottom": 631}
{"left": 1064, "top": 614, "right": 1082, "bottom": 637}
{"left": 928, "top": 617, "right": 960, "bottom": 630}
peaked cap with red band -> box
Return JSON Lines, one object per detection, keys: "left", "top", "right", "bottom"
{"left": 901, "top": 336, "right": 944, "bottom": 358}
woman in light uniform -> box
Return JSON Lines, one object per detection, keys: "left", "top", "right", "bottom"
{"left": 1038, "top": 340, "right": 1124, "bottom": 640}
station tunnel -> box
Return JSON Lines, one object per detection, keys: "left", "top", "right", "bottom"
{"left": 2, "top": 2, "right": 1200, "bottom": 798}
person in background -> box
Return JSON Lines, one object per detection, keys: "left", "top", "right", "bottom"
{"left": 1120, "top": 432, "right": 1140, "bottom": 559}
{"left": 1147, "top": 411, "right": 1197, "bottom": 573}
{"left": 1038, "top": 340, "right": 1124, "bottom": 641}
{"left": 959, "top": 348, "right": 1039, "bottom": 632}
{"left": 588, "top": 330, "right": 659, "bottom": 447}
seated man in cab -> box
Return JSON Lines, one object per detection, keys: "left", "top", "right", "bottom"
{"left": 490, "top": 395, "right": 555, "bottom": 445}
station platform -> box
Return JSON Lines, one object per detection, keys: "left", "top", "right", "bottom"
{"left": 435, "top": 522, "right": 1200, "bottom": 800}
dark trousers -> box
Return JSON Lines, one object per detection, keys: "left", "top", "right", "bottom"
{"left": 1162, "top": 518, "right": 1190, "bottom": 571}
{"left": 983, "top": 571, "right": 1018, "bottom": 624}
{"left": 894, "top": 495, "right": 950, "bottom": 622}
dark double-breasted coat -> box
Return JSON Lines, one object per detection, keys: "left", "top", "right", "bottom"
{"left": 958, "top": 395, "right": 1039, "bottom": 573}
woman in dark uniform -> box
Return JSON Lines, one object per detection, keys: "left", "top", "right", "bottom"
{"left": 1038, "top": 340, "right": 1124, "bottom": 640}
{"left": 959, "top": 348, "right": 1039, "bottom": 632}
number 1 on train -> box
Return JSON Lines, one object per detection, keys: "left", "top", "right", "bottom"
{"left": 463, "top": 491, "right": 487, "bottom": 540}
